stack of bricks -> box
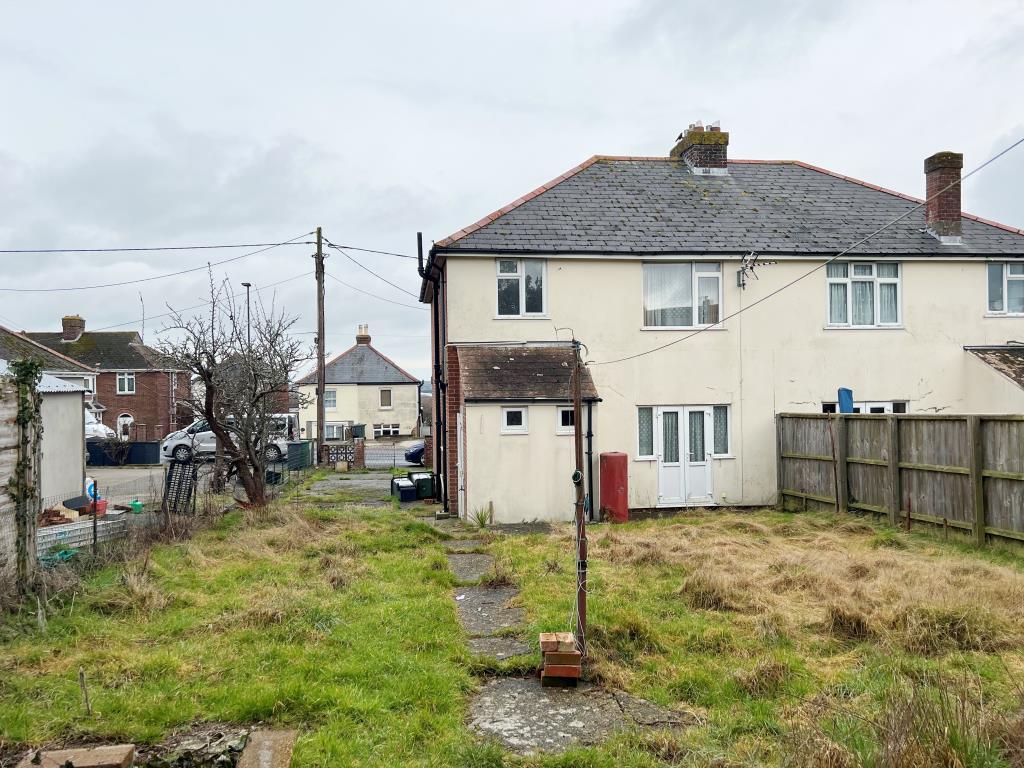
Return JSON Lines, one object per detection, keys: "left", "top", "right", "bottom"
{"left": 539, "top": 631, "right": 581, "bottom": 687}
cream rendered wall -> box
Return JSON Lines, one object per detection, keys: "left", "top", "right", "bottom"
{"left": 356, "top": 383, "right": 419, "bottom": 438}
{"left": 297, "top": 383, "right": 358, "bottom": 439}
{"left": 463, "top": 403, "right": 581, "bottom": 523}
{"left": 445, "top": 255, "right": 1024, "bottom": 512}
{"left": 40, "top": 392, "right": 85, "bottom": 500}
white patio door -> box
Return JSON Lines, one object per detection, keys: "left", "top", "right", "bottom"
{"left": 656, "top": 406, "right": 713, "bottom": 506}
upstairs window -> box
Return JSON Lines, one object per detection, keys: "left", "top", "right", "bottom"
{"left": 379, "top": 388, "right": 393, "bottom": 409}
{"left": 324, "top": 389, "right": 337, "bottom": 409}
{"left": 496, "top": 259, "right": 545, "bottom": 317}
{"left": 643, "top": 262, "right": 721, "bottom": 328}
{"left": 827, "top": 262, "right": 900, "bottom": 327}
{"left": 988, "top": 263, "right": 1024, "bottom": 314}
{"left": 116, "top": 372, "right": 136, "bottom": 394}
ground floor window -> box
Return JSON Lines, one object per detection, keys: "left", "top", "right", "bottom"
{"left": 325, "top": 423, "right": 346, "bottom": 440}
{"left": 373, "top": 423, "right": 400, "bottom": 438}
{"left": 637, "top": 404, "right": 730, "bottom": 458}
{"left": 822, "top": 400, "right": 907, "bottom": 414}
{"left": 501, "top": 407, "right": 528, "bottom": 434}
{"left": 556, "top": 405, "right": 575, "bottom": 434}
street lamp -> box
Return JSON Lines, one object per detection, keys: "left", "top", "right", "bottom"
{"left": 241, "top": 282, "right": 252, "bottom": 350}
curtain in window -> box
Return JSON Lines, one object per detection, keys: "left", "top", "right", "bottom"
{"left": 851, "top": 281, "right": 874, "bottom": 325}
{"left": 713, "top": 406, "right": 728, "bottom": 454}
{"left": 688, "top": 411, "right": 705, "bottom": 461}
{"left": 989, "top": 264, "right": 1005, "bottom": 311}
{"left": 643, "top": 264, "right": 692, "bottom": 326}
{"left": 638, "top": 407, "right": 653, "bottom": 456}
{"left": 879, "top": 283, "right": 898, "bottom": 323}
{"left": 829, "top": 283, "right": 848, "bottom": 324}
{"left": 662, "top": 411, "right": 679, "bottom": 462}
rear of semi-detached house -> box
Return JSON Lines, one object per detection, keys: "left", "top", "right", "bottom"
{"left": 421, "top": 124, "right": 1024, "bottom": 524}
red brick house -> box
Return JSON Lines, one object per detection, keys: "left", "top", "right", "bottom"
{"left": 26, "top": 315, "right": 190, "bottom": 441}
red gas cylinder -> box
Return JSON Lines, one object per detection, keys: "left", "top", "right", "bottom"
{"left": 599, "top": 452, "right": 629, "bottom": 523}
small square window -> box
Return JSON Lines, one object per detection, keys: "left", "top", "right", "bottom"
{"left": 556, "top": 406, "right": 575, "bottom": 434}
{"left": 501, "top": 407, "right": 528, "bottom": 434}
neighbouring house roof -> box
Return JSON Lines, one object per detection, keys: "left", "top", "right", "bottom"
{"left": 0, "top": 358, "right": 86, "bottom": 394}
{"left": 0, "top": 325, "right": 94, "bottom": 373}
{"left": 965, "top": 345, "right": 1024, "bottom": 390}
{"left": 24, "top": 330, "right": 172, "bottom": 371}
{"left": 427, "top": 156, "right": 1024, "bottom": 262}
{"left": 457, "top": 345, "right": 599, "bottom": 402}
{"left": 297, "top": 343, "right": 420, "bottom": 386}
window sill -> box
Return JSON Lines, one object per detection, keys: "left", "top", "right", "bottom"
{"left": 494, "top": 315, "right": 550, "bottom": 320}
{"left": 634, "top": 456, "right": 657, "bottom": 462}
{"left": 500, "top": 431, "right": 529, "bottom": 436}
{"left": 640, "top": 325, "right": 725, "bottom": 331}
{"left": 823, "top": 325, "right": 904, "bottom": 331}
{"left": 713, "top": 454, "right": 736, "bottom": 460}
{"left": 984, "top": 313, "right": 1024, "bottom": 318}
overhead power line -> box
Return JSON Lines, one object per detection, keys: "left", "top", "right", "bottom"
{"left": 0, "top": 240, "right": 316, "bottom": 254}
{"left": 590, "top": 134, "right": 1024, "bottom": 366}
{"left": 324, "top": 271, "right": 427, "bottom": 310}
{"left": 327, "top": 245, "right": 417, "bottom": 260}
{"left": 89, "top": 271, "right": 314, "bottom": 332}
{"left": 0, "top": 232, "right": 314, "bottom": 293}
{"left": 323, "top": 238, "right": 419, "bottom": 298}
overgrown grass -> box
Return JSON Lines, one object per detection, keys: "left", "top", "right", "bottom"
{"left": 4, "top": 494, "right": 1024, "bottom": 767}
{"left": 491, "top": 509, "right": 1024, "bottom": 766}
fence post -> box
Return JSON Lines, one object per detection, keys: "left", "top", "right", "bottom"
{"left": 834, "top": 416, "right": 849, "bottom": 515}
{"left": 968, "top": 415, "right": 986, "bottom": 546}
{"left": 91, "top": 481, "right": 99, "bottom": 558}
{"left": 887, "top": 416, "right": 900, "bottom": 526}
{"left": 775, "top": 414, "right": 785, "bottom": 510}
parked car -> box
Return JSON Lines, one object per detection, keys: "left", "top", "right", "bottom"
{"left": 160, "top": 418, "right": 288, "bottom": 463}
{"left": 85, "top": 409, "right": 116, "bottom": 440}
{"left": 404, "top": 440, "right": 425, "bottom": 466}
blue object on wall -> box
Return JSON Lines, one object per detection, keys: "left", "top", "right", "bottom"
{"left": 838, "top": 388, "right": 854, "bottom": 413}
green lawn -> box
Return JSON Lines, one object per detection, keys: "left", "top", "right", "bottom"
{"left": 2, "top": 476, "right": 1023, "bottom": 767}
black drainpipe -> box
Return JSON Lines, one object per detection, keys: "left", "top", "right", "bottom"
{"left": 419, "top": 235, "right": 448, "bottom": 514}
{"left": 586, "top": 400, "right": 594, "bottom": 521}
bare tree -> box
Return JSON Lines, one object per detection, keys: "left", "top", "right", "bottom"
{"left": 158, "top": 276, "right": 310, "bottom": 507}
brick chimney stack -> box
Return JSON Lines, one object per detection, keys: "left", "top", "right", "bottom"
{"left": 61, "top": 315, "right": 85, "bottom": 342}
{"left": 924, "top": 151, "right": 963, "bottom": 242}
{"left": 671, "top": 121, "right": 729, "bottom": 173}
{"left": 355, "top": 324, "right": 371, "bottom": 345}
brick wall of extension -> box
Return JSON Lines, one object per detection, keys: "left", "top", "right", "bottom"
{"left": 445, "top": 345, "right": 462, "bottom": 518}
{"left": 95, "top": 371, "right": 191, "bottom": 440}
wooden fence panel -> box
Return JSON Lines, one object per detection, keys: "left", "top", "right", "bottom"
{"left": 778, "top": 413, "right": 1024, "bottom": 545}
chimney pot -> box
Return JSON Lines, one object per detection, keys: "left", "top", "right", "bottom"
{"left": 924, "top": 150, "right": 963, "bottom": 241}
{"left": 61, "top": 314, "right": 85, "bottom": 342}
{"left": 671, "top": 121, "right": 729, "bottom": 170}
{"left": 356, "top": 324, "right": 371, "bottom": 345}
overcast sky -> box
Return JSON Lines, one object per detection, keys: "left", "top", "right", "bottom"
{"left": 1, "top": 0, "right": 1022, "bottom": 380}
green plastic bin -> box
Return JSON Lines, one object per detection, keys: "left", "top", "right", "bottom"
{"left": 408, "top": 472, "right": 434, "bottom": 500}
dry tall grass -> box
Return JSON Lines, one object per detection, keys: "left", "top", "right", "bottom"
{"left": 591, "top": 513, "right": 1024, "bottom": 655}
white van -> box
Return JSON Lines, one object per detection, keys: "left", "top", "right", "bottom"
{"left": 160, "top": 417, "right": 290, "bottom": 463}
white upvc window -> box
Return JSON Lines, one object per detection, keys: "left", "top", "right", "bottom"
{"left": 637, "top": 406, "right": 655, "bottom": 459}
{"left": 826, "top": 262, "right": 901, "bottom": 327}
{"left": 325, "top": 423, "right": 345, "bottom": 440}
{"left": 642, "top": 262, "right": 721, "bottom": 328}
{"left": 988, "top": 262, "right": 1024, "bottom": 314}
{"left": 116, "top": 372, "right": 136, "bottom": 395}
{"left": 496, "top": 259, "right": 546, "bottom": 317}
{"left": 556, "top": 405, "right": 575, "bottom": 435}
{"left": 379, "top": 388, "right": 393, "bottom": 409}
{"left": 373, "top": 423, "right": 400, "bottom": 438}
{"left": 501, "top": 406, "right": 528, "bottom": 434}
{"left": 712, "top": 405, "right": 730, "bottom": 457}
{"left": 324, "top": 389, "right": 337, "bottom": 409}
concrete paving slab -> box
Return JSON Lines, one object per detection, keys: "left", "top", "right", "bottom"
{"left": 308, "top": 473, "right": 391, "bottom": 494}
{"left": 468, "top": 678, "right": 690, "bottom": 755}
{"left": 16, "top": 744, "right": 134, "bottom": 768}
{"left": 448, "top": 553, "right": 494, "bottom": 582}
{"left": 237, "top": 729, "right": 298, "bottom": 768}
{"left": 467, "top": 636, "right": 534, "bottom": 660}
{"left": 444, "top": 539, "right": 485, "bottom": 552}
{"left": 453, "top": 586, "right": 525, "bottom": 637}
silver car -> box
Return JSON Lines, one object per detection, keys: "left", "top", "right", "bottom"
{"left": 160, "top": 418, "right": 289, "bottom": 463}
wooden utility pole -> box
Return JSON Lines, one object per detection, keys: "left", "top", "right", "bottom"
{"left": 314, "top": 226, "right": 326, "bottom": 464}
{"left": 572, "top": 340, "right": 587, "bottom": 655}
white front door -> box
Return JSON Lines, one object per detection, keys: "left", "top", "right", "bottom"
{"left": 656, "top": 406, "right": 714, "bottom": 506}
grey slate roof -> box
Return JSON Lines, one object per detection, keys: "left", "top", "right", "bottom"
{"left": 0, "top": 326, "right": 93, "bottom": 373}
{"left": 297, "top": 343, "right": 419, "bottom": 385}
{"left": 24, "top": 331, "right": 170, "bottom": 370}
{"left": 966, "top": 345, "right": 1024, "bottom": 390}
{"left": 457, "top": 345, "right": 599, "bottom": 401}
{"left": 436, "top": 159, "right": 1024, "bottom": 256}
